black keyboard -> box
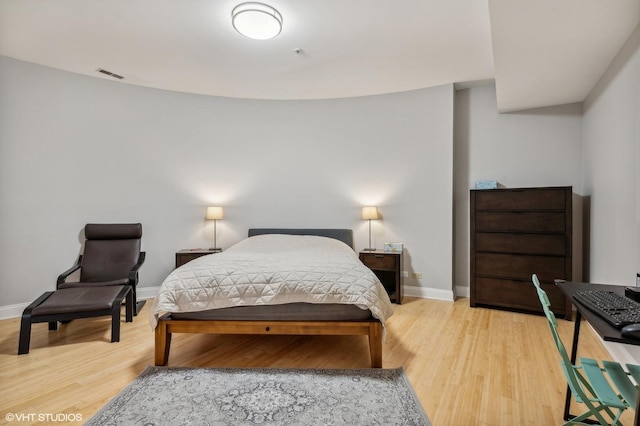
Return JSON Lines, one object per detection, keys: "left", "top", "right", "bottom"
{"left": 572, "top": 290, "right": 640, "bottom": 328}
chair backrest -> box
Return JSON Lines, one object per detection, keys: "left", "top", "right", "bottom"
{"left": 80, "top": 223, "right": 142, "bottom": 282}
{"left": 531, "top": 274, "right": 591, "bottom": 404}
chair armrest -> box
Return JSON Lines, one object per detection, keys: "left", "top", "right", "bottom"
{"left": 56, "top": 256, "right": 82, "bottom": 288}
{"left": 128, "top": 252, "right": 146, "bottom": 285}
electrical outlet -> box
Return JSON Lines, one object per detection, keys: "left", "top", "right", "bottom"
{"left": 412, "top": 272, "right": 422, "bottom": 279}
{"left": 402, "top": 271, "right": 409, "bottom": 278}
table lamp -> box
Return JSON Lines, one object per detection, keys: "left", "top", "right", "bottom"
{"left": 362, "top": 206, "right": 379, "bottom": 251}
{"left": 206, "top": 206, "right": 224, "bottom": 251}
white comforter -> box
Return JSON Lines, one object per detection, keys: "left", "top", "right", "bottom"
{"left": 150, "top": 234, "right": 394, "bottom": 328}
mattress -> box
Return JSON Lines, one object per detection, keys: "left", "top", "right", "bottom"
{"left": 150, "top": 234, "right": 393, "bottom": 328}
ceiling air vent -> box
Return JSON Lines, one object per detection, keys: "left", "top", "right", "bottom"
{"left": 96, "top": 68, "right": 124, "bottom": 80}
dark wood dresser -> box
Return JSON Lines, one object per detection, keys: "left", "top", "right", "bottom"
{"left": 470, "top": 186, "right": 581, "bottom": 318}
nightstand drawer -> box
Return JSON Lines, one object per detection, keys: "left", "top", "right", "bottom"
{"left": 360, "top": 254, "right": 397, "bottom": 270}
{"left": 176, "top": 253, "right": 206, "bottom": 266}
{"left": 175, "top": 249, "right": 220, "bottom": 268}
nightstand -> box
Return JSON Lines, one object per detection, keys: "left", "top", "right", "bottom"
{"left": 175, "top": 249, "right": 221, "bottom": 268}
{"left": 359, "top": 249, "right": 403, "bottom": 304}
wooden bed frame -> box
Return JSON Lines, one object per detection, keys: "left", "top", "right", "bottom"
{"left": 154, "top": 316, "right": 383, "bottom": 367}
{"left": 154, "top": 228, "right": 384, "bottom": 368}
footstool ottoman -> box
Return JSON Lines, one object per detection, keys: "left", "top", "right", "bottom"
{"left": 18, "top": 285, "right": 132, "bottom": 354}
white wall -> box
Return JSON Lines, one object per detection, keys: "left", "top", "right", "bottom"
{"left": 0, "top": 56, "right": 455, "bottom": 314}
{"left": 578, "top": 23, "right": 640, "bottom": 365}
{"left": 582, "top": 23, "right": 640, "bottom": 287}
{"left": 453, "top": 84, "right": 583, "bottom": 296}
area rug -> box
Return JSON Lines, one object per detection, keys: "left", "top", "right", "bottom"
{"left": 86, "top": 366, "right": 431, "bottom": 425}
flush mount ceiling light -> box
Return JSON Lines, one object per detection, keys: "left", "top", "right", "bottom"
{"left": 232, "top": 2, "right": 282, "bottom": 40}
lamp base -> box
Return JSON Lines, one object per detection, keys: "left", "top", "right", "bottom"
{"left": 362, "top": 248, "right": 377, "bottom": 251}
{"left": 208, "top": 248, "right": 222, "bottom": 252}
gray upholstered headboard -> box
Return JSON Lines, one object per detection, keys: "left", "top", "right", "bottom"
{"left": 247, "top": 228, "right": 354, "bottom": 250}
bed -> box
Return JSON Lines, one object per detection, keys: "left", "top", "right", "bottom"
{"left": 150, "top": 228, "right": 394, "bottom": 367}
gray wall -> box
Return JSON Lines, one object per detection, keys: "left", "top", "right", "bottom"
{"left": 450, "top": 23, "right": 640, "bottom": 305}
{"left": 580, "top": 23, "right": 640, "bottom": 365}
{"left": 582, "top": 22, "right": 640, "bottom": 286}
{"left": 453, "top": 84, "right": 583, "bottom": 295}
{"left": 0, "top": 56, "right": 454, "bottom": 314}
{"left": 2, "top": 19, "right": 638, "bottom": 317}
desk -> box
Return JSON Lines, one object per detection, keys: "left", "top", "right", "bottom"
{"left": 557, "top": 281, "right": 640, "bottom": 425}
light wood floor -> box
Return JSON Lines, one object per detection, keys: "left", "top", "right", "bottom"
{"left": 0, "top": 297, "right": 633, "bottom": 425}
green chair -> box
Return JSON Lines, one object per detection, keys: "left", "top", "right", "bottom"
{"left": 532, "top": 273, "right": 640, "bottom": 425}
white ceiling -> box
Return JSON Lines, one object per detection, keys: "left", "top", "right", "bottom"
{"left": 0, "top": 0, "right": 638, "bottom": 111}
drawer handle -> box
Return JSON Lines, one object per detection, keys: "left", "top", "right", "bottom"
{"left": 375, "top": 255, "right": 384, "bottom": 258}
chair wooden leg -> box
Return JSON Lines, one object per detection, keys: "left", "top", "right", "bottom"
{"left": 18, "top": 292, "right": 54, "bottom": 355}
{"left": 111, "top": 306, "right": 121, "bottom": 343}
{"left": 131, "top": 285, "right": 146, "bottom": 316}
{"left": 18, "top": 314, "right": 32, "bottom": 355}
{"left": 125, "top": 288, "right": 133, "bottom": 323}
{"left": 110, "top": 286, "right": 131, "bottom": 342}
{"left": 135, "top": 299, "right": 146, "bottom": 316}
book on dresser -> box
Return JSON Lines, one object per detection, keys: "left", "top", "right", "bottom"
{"left": 469, "top": 186, "right": 582, "bottom": 319}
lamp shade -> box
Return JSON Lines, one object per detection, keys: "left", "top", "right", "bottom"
{"left": 362, "top": 206, "right": 379, "bottom": 220}
{"left": 206, "top": 206, "right": 224, "bottom": 220}
{"left": 232, "top": 2, "right": 282, "bottom": 40}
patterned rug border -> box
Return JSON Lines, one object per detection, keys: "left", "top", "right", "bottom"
{"left": 87, "top": 366, "right": 431, "bottom": 425}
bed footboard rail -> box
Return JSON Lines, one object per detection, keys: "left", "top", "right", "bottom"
{"left": 154, "top": 317, "right": 383, "bottom": 368}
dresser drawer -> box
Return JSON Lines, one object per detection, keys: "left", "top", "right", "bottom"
{"left": 475, "top": 253, "right": 566, "bottom": 281}
{"left": 474, "top": 277, "right": 567, "bottom": 314}
{"left": 360, "top": 253, "right": 397, "bottom": 270}
{"left": 475, "top": 211, "right": 566, "bottom": 233}
{"left": 475, "top": 233, "right": 567, "bottom": 256}
{"left": 475, "top": 188, "right": 567, "bottom": 210}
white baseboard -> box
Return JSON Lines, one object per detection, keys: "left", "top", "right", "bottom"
{"left": 603, "top": 341, "right": 640, "bottom": 365}
{"left": 455, "top": 285, "right": 470, "bottom": 299}
{"left": 137, "top": 286, "right": 160, "bottom": 301}
{"left": 0, "top": 302, "right": 29, "bottom": 321}
{"left": 403, "top": 285, "right": 455, "bottom": 302}
{"left": 0, "top": 286, "right": 162, "bottom": 320}
{"left": 584, "top": 322, "right": 640, "bottom": 365}
{"left": 3, "top": 285, "right": 455, "bottom": 319}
